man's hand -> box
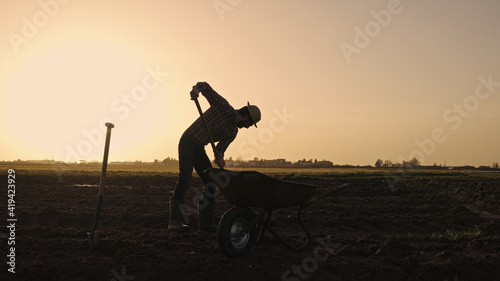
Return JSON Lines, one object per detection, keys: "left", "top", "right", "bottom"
{"left": 214, "top": 157, "right": 225, "bottom": 169}
{"left": 190, "top": 86, "right": 200, "bottom": 100}
{"left": 214, "top": 151, "right": 225, "bottom": 169}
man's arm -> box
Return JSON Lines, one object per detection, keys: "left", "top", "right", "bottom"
{"left": 213, "top": 134, "right": 237, "bottom": 168}
{"left": 215, "top": 135, "right": 236, "bottom": 157}
{"left": 194, "top": 82, "right": 230, "bottom": 108}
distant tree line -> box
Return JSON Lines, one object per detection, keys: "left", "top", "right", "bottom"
{"left": 224, "top": 157, "right": 334, "bottom": 168}
{"left": 374, "top": 158, "right": 500, "bottom": 170}
{"left": 374, "top": 158, "right": 421, "bottom": 168}
{"left": 157, "top": 157, "right": 334, "bottom": 168}
{"left": 8, "top": 158, "right": 499, "bottom": 170}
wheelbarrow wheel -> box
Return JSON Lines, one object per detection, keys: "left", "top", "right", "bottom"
{"left": 217, "top": 207, "right": 256, "bottom": 258}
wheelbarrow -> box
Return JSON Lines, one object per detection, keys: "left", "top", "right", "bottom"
{"left": 204, "top": 168, "right": 349, "bottom": 258}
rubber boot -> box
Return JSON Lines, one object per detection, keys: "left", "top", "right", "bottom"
{"left": 168, "top": 199, "right": 188, "bottom": 231}
{"left": 198, "top": 199, "right": 217, "bottom": 233}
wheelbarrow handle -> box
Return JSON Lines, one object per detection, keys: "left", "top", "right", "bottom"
{"left": 193, "top": 98, "right": 218, "bottom": 155}
{"left": 305, "top": 183, "right": 349, "bottom": 207}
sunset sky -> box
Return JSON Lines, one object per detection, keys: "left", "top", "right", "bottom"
{"left": 1, "top": 0, "right": 499, "bottom": 166}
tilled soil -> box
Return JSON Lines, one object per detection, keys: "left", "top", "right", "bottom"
{"left": 1, "top": 169, "right": 499, "bottom": 281}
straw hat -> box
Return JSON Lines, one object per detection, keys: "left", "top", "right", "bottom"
{"left": 247, "top": 102, "right": 261, "bottom": 127}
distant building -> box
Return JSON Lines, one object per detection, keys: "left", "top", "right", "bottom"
{"left": 297, "top": 159, "right": 313, "bottom": 167}
{"left": 247, "top": 161, "right": 259, "bottom": 167}
{"left": 317, "top": 160, "right": 333, "bottom": 167}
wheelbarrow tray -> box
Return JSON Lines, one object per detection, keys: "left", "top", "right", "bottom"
{"left": 204, "top": 168, "right": 319, "bottom": 208}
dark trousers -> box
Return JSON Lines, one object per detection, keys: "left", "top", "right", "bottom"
{"left": 171, "top": 135, "right": 213, "bottom": 201}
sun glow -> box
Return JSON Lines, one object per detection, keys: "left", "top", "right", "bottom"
{"left": 3, "top": 37, "right": 175, "bottom": 161}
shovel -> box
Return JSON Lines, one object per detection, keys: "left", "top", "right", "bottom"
{"left": 193, "top": 98, "right": 219, "bottom": 163}
{"left": 88, "top": 122, "right": 114, "bottom": 250}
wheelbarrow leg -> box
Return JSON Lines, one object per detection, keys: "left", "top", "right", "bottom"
{"left": 263, "top": 205, "right": 312, "bottom": 251}
{"left": 256, "top": 209, "right": 272, "bottom": 244}
{"left": 242, "top": 208, "right": 270, "bottom": 244}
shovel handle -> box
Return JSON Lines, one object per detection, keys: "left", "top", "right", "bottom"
{"left": 194, "top": 98, "right": 218, "bottom": 155}
{"left": 89, "top": 122, "right": 114, "bottom": 249}
{"left": 98, "top": 123, "right": 114, "bottom": 196}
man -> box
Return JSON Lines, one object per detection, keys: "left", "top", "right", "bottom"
{"left": 168, "top": 82, "right": 261, "bottom": 232}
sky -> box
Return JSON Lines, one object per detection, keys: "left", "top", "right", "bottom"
{"left": 1, "top": 0, "right": 499, "bottom": 166}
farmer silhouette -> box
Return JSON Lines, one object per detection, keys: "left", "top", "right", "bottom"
{"left": 169, "top": 82, "right": 261, "bottom": 232}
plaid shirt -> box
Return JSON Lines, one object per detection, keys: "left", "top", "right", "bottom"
{"left": 183, "top": 82, "right": 238, "bottom": 157}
